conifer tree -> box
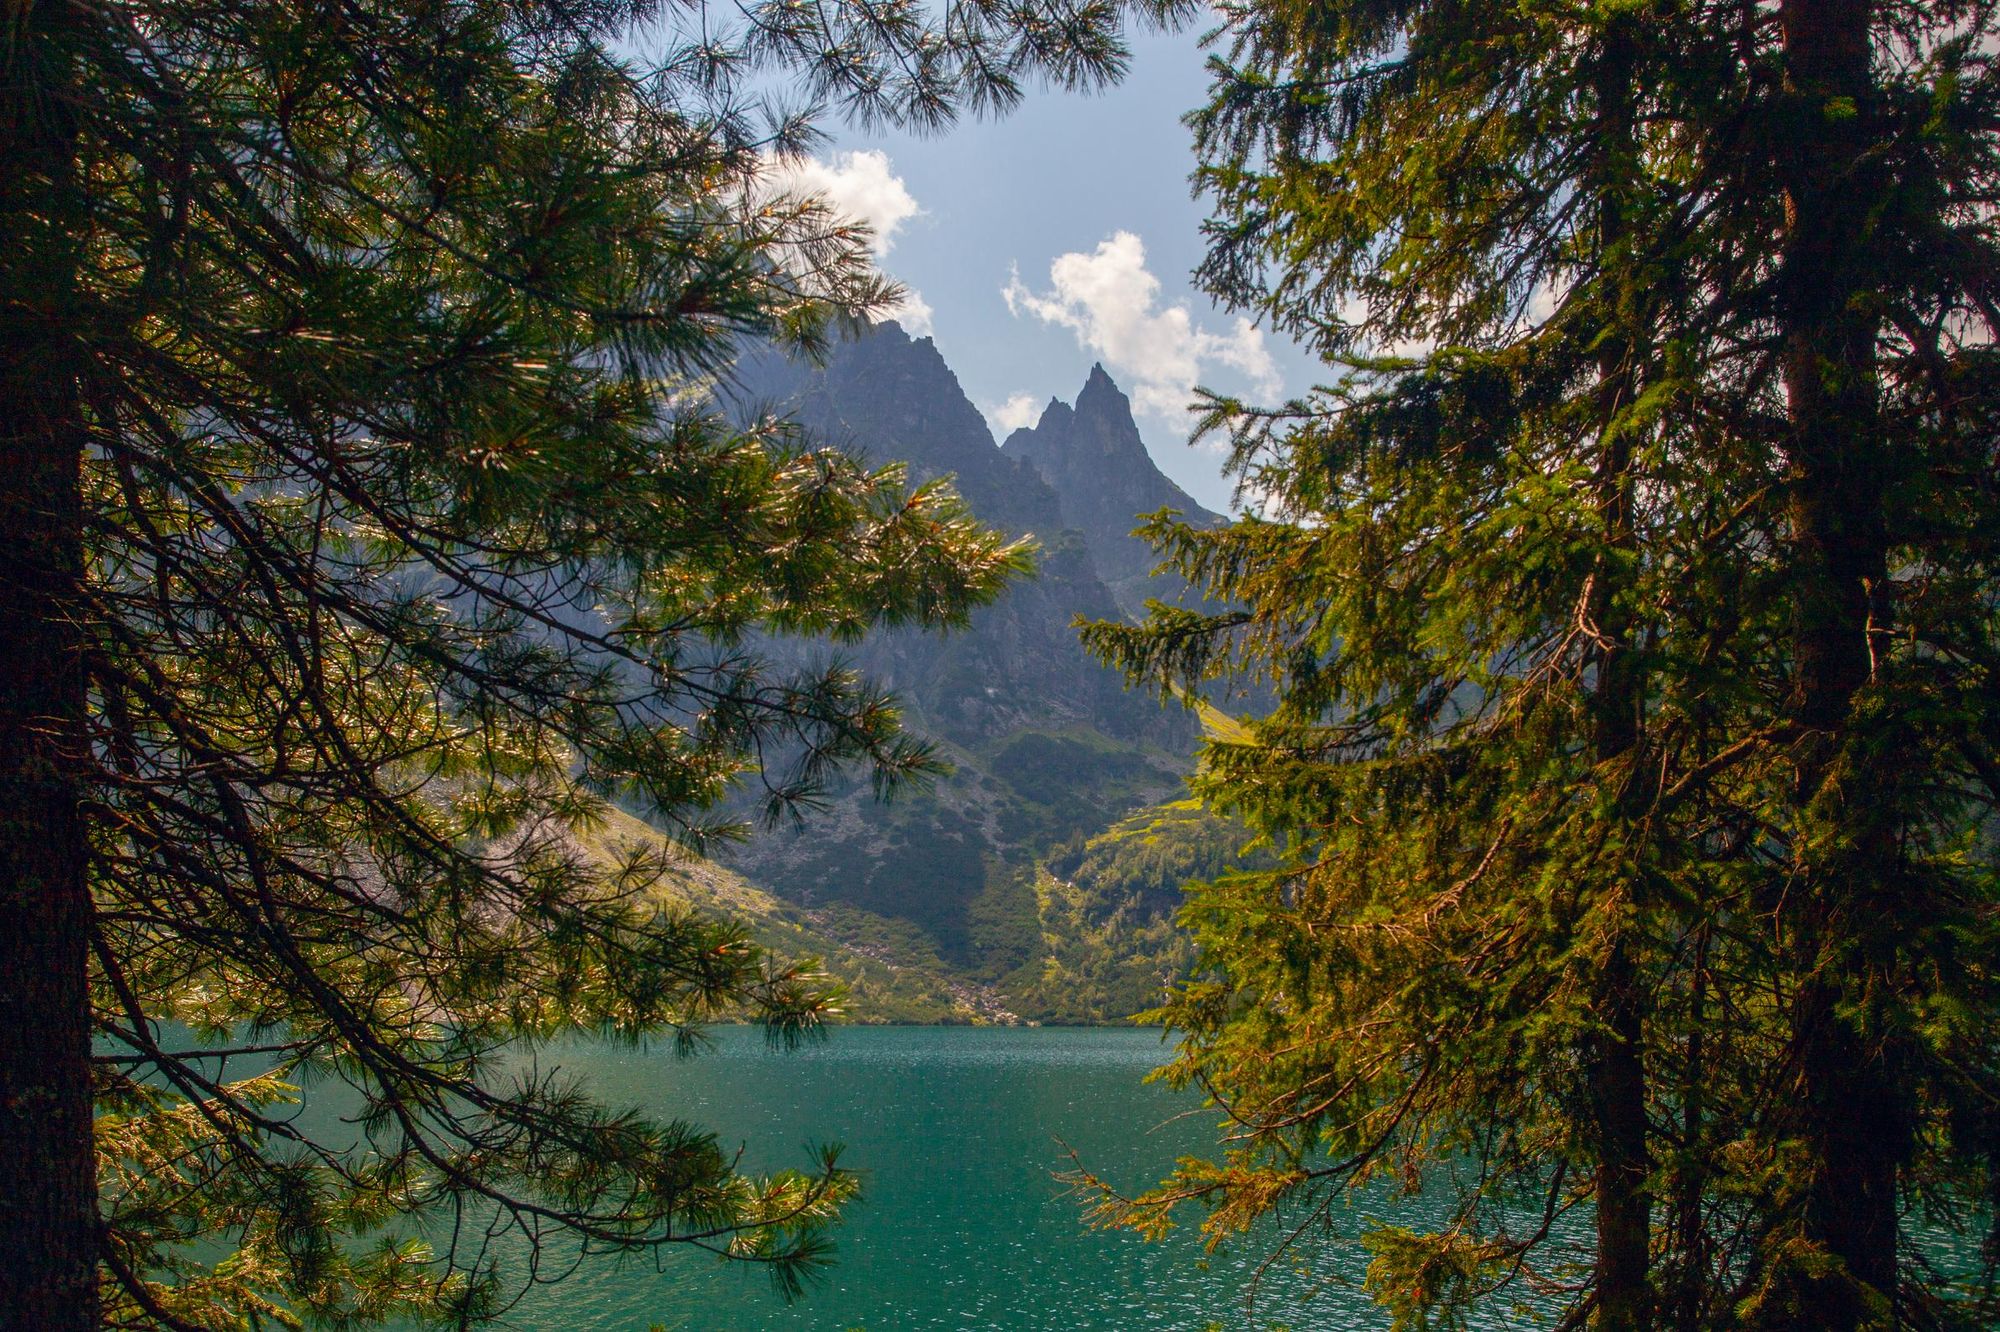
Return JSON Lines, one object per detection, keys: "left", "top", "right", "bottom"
{"left": 1080, "top": 1, "right": 1999, "bottom": 1328}
{"left": 0, "top": 1, "right": 1187, "bottom": 1328}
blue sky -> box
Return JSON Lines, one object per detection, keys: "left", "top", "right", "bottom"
{"left": 758, "top": 24, "right": 1320, "bottom": 513}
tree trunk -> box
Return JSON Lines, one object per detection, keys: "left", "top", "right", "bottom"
{"left": 1585, "top": 23, "right": 1652, "bottom": 1329}
{"left": 1587, "top": 412, "right": 1652, "bottom": 1332}
{"left": 1669, "top": 925, "right": 1710, "bottom": 1332}
{"left": 1591, "top": 939, "right": 1651, "bottom": 1332}
{"left": 1587, "top": 434, "right": 1652, "bottom": 1332}
{"left": 0, "top": 8, "right": 100, "bottom": 1329}
{"left": 1771, "top": 0, "right": 1901, "bottom": 1322}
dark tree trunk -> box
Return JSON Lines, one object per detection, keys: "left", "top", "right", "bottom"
{"left": 1587, "top": 437, "right": 1652, "bottom": 1332}
{"left": 1586, "top": 24, "right": 1652, "bottom": 1329}
{"left": 0, "top": 8, "right": 99, "bottom": 1330}
{"left": 1591, "top": 939, "right": 1651, "bottom": 1332}
{"left": 1587, "top": 408, "right": 1652, "bottom": 1332}
{"left": 1771, "top": 0, "right": 1902, "bottom": 1322}
{"left": 1669, "top": 925, "right": 1711, "bottom": 1332}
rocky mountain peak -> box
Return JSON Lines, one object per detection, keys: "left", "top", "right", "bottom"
{"left": 722, "top": 321, "right": 1176, "bottom": 738}
{"left": 736, "top": 320, "right": 1067, "bottom": 540}
{"left": 1076, "top": 361, "right": 1123, "bottom": 408}
{"left": 1029, "top": 394, "right": 1074, "bottom": 435}
{"left": 714, "top": 323, "right": 1212, "bottom": 979}
{"left": 1000, "top": 365, "right": 1220, "bottom": 615}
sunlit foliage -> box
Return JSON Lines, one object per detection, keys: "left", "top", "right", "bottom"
{"left": 1079, "top": 2, "right": 2000, "bottom": 1328}
{"left": 0, "top": 0, "right": 1191, "bottom": 1326}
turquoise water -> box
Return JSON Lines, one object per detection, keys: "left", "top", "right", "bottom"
{"left": 163, "top": 1024, "right": 1998, "bottom": 1328}
{"left": 487, "top": 1026, "right": 1401, "bottom": 1331}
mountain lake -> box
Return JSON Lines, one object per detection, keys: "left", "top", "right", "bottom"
{"left": 462, "top": 1026, "right": 1543, "bottom": 1332}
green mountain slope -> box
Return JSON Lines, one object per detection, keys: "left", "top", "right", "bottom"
{"left": 997, "top": 796, "right": 1264, "bottom": 1023}
{"left": 585, "top": 805, "right": 999, "bottom": 1024}
{"left": 692, "top": 326, "right": 1267, "bottom": 1023}
{"left": 592, "top": 775, "right": 1260, "bottom": 1026}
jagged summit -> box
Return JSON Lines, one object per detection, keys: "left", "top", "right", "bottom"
{"left": 721, "top": 322, "right": 1227, "bottom": 731}
{"left": 1077, "top": 360, "right": 1121, "bottom": 404}
{"left": 1009, "top": 364, "right": 1142, "bottom": 462}
{"left": 715, "top": 322, "right": 1200, "bottom": 969}
{"left": 1001, "top": 364, "right": 1221, "bottom": 616}
{"left": 722, "top": 320, "right": 1177, "bottom": 743}
{"left": 736, "top": 320, "right": 1063, "bottom": 537}
{"left": 1022, "top": 395, "right": 1072, "bottom": 437}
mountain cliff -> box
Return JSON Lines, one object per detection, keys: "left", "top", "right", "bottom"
{"left": 729, "top": 324, "right": 1169, "bottom": 744}
{"left": 1000, "top": 364, "right": 1222, "bottom": 616}
{"left": 711, "top": 325, "right": 1216, "bottom": 1017}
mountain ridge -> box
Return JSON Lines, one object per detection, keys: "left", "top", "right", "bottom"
{"left": 707, "top": 324, "right": 1221, "bottom": 1020}
{"left": 1000, "top": 362, "right": 1222, "bottom": 616}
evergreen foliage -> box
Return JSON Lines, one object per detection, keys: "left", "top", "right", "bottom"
{"left": 1015, "top": 799, "right": 1258, "bottom": 1023}
{"left": 1079, "top": 2, "right": 2000, "bottom": 1328}
{"left": 0, "top": 0, "right": 1190, "bottom": 1327}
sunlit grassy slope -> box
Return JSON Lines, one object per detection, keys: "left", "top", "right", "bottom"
{"left": 581, "top": 697, "right": 1262, "bottom": 1026}
{"left": 584, "top": 805, "right": 983, "bottom": 1024}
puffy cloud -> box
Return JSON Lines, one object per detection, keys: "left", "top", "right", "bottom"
{"left": 761, "top": 149, "right": 922, "bottom": 257}
{"left": 1523, "top": 277, "right": 1568, "bottom": 330}
{"left": 1003, "top": 231, "right": 1280, "bottom": 423}
{"left": 987, "top": 392, "right": 1043, "bottom": 435}
{"left": 884, "top": 287, "right": 934, "bottom": 337}
{"left": 758, "top": 148, "right": 932, "bottom": 335}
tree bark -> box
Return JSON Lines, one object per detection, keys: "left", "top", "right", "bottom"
{"left": 0, "top": 7, "right": 100, "bottom": 1329}
{"left": 1771, "top": 0, "right": 1901, "bottom": 1323}
{"left": 1585, "top": 23, "right": 1652, "bottom": 1330}
{"left": 1591, "top": 938, "right": 1651, "bottom": 1332}
{"left": 1669, "top": 924, "right": 1710, "bottom": 1332}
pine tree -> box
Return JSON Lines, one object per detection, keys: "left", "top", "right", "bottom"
{"left": 0, "top": 1, "right": 1187, "bottom": 1327}
{"left": 1079, "top": 1, "right": 1999, "bottom": 1328}
{"left": 1733, "top": 1, "right": 1999, "bottom": 1324}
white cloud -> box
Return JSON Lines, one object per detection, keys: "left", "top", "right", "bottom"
{"left": 884, "top": 287, "right": 934, "bottom": 337}
{"left": 1524, "top": 280, "right": 1565, "bottom": 327}
{"left": 1003, "top": 231, "right": 1280, "bottom": 424}
{"left": 757, "top": 148, "right": 933, "bottom": 335}
{"left": 761, "top": 149, "right": 922, "bottom": 257}
{"left": 987, "top": 392, "right": 1043, "bottom": 435}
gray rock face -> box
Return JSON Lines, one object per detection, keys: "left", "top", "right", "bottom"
{"left": 728, "top": 324, "right": 1178, "bottom": 747}
{"left": 735, "top": 323, "right": 1061, "bottom": 538}
{"left": 1001, "top": 363, "right": 1221, "bottom": 617}
{"left": 716, "top": 324, "right": 1204, "bottom": 968}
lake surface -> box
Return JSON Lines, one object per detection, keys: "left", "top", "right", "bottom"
{"left": 489, "top": 1026, "right": 1411, "bottom": 1332}
{"left": 180, "top": 1023, "right": 1996, "bottom": 1329}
